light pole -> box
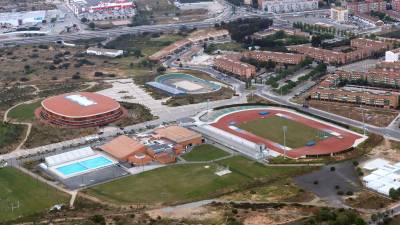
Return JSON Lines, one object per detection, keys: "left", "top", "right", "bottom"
{"left": 283, "top": 126, "right": 287, "bottom": 158}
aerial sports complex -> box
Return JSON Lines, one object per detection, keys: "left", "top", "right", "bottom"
{"left": 146, "top": 73, "right": 222, "bottom": 96}
{"left": 194, "top": 105, "right": 367, "bottom": 159}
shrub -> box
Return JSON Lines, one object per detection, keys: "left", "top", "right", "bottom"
{"left": 90, "top": 215, "right": 106, "bottom": 225}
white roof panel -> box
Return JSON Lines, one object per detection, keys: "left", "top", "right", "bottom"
{"left": 65, "top": 94, "right": 97, "bottom": 107}
{"left": 363, "top": 158, "right": 390, "bottom": 170}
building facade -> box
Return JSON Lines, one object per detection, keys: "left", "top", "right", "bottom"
{"left": 330, "top": 7, "right": 349, "bottom": 22}
{"left": 243, "top": 50, "right": 305, "bottom": 64}
{"left": 288, "top": 38, "right": 390, "bottom": 64}
{"left": 309, "top": 73, "right": 399, "bottom": 108}
{"left": 214, "top": 56, "right": 256, "bottom": 78}
{"left": 66, "top": 0, "right": 135, "bottom": 15}
{"left": 149, "top": 29, "right": 230, "bottom": 62}
{"left": 346, "top": 0, "right": 386, "bottom": 14}
{"left": 259, "top": 0, "right": 318, "bottom": 13}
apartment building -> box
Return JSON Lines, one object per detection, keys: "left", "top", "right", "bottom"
{"left": 287, "top": 45, "right": 347, "bottom": 64}
{"left": 214, "top": 56, "right": 256, "bottom": 78}
{"left": 331, "top": 7, "right": 349, "bottom": 22}
{"left": 310, "top": 86, "right": 399, "bottom": 108}
{"left": 243, "top": 50, "right": 305, "bottom": 65}
{"left": 345, "top": 0, "right": 386, "bottom": 14}
{"left": 376, "top": 61, "right": 400, "bottom": 71}
{"left": 259, "top": 0, "right": 318, "bottom": 13}
{"left": 287, "top": 38, "right": 389, "bottom": 64}
{"left": 310, "top": 73, "right": 399, "bottom": 108}
{"left": 335, "top": 69, "right": 400, "bottom": 86}
{"left": 149, "top": 29, "right": 230, "bottom": 62}
{"left": 393, "top": 0, "right": 400, "bottom": 11}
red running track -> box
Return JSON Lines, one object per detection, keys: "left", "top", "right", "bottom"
{"left": 211, "top": 109, "right": 364, "bottom": 158}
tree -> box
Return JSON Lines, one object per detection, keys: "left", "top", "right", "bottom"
{"left": 88, "top": 22, "right": 95, "bottom": 30}
{"left": 90, "top": 215, "right": 106, "bottom": 225}
{"left": 311, "top": 35, "right": 322, "bottom": 47}
{"left": 157, "top": 66, "right": 166, "bottom": 73}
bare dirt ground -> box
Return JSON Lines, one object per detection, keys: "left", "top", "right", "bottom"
{"left": 242, "top": 207, "right": 310, "bottom": 225}
{"left": 345, "top": 190, "right": 393, "bottom": 210}
{"left": 369, "top": 138, "right": 400, "bottom": 161}
{"left": 147, "top": 205, "right": 223, "bottom": 221}
{"left": 307, "top": 100, "right": 398, "bottom": 127}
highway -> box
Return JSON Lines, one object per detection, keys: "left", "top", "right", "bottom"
{"left": 0, "top": 7, "right": 330, "bottom": 46}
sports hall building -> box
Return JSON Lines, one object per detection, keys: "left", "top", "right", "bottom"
{"left": 36, "top": 92, "right": 125, "bottom": 128}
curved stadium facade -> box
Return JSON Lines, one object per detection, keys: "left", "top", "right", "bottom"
{"left": 36, "top": 92, "right": 125, "bottom": 128}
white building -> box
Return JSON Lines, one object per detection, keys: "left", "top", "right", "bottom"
{"left": 67, "top": 0, "right": 135, "bottom": 15}
{"left": 0, "top": 10, "right": 46, "bottom": 27}
{"left": 362, "top": 158, "right": 400, "bottom": 196}
{"left": 86, "top": 47, "right": 123, "bottom": 57}
{"left": 385, "top": 48, "right": 400, "bottom": 62}
{"left": 259, "top": 0, "right": 318, "bottom": 13}
{"left": 330, "top": 7, "right": 349, "bottom": 22}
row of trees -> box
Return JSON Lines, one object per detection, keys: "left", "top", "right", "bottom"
{"left": 266, "top": 57, "right": 313, "bottom": 88}
{"left": 216, "top": 18, "right": 273, "bottom": 43}
{"left": 293, "top": 21, "right": 354, "bottom": 37}
{"left": 274, "top": 63, "right": 327, "bottom": 95}
{"left": 250, "top": 30, "right": 310, "bottom": 52}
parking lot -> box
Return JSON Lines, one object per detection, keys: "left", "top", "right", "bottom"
{"left": 294, "top": 160, "right": 362, "bottom": 207}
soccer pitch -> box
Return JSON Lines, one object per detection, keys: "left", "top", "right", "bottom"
{"left": 0, "top": 168, "right": 68, "bottom": 222}
{"left": 238, "top": 116, "right": 325, "bottom": 149}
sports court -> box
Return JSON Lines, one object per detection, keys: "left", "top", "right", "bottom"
{"left": 207, "top": 106, "right": 366, "bottom": 158}
{"left": 238, "top": 115, "right": 330, "bottom": 149}
{"left": 147, "top": 73, "right": 221, "bottom": 95}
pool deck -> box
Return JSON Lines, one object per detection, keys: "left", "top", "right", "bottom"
{"left": 48, "top": 153, "right": 118, "bottom": 179}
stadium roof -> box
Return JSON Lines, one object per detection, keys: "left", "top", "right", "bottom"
{"left": 146, "top": 82, "right": 186, "bottom": 96}
{"left": 100, "top": 135, "right": 146, "bottom": 160}
{"left": 154, "top": 126, "right": 202, "bottom": 144}
{"left": 41, "top": 92, "right": 121, "bottom": 118}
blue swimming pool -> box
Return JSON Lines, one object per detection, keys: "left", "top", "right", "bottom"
{"left": 56, "top": 156, "right": 114, "bottom": 176}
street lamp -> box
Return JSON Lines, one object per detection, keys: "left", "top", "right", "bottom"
{"left": 283, "top": 126, "right": 287, "bottom": 158}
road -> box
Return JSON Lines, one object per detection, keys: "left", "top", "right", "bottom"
{"left": 0, "top": 8, "right": 330, "bottom": 46}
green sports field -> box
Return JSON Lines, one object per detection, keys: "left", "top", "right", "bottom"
{"left": 238, "top": 116, "right": 326, "bottom": 149}
{"left": 85, "top": 156, "right": 313, "bottom": 205}
{"left": 182, "top": 144, "right": 230, "bottom": 161}
{"left": 0, "top": 167, "right": 69, "bottom": 222}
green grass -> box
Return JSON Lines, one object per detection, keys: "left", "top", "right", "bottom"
{"left": 0, "top": 123, "right": 24, "bottom": 152}
{"left": 213, "top": 42, "right": 245, "bottom": 52}
{"left": 106, "top": 33, "right": 185, "bottom": 56}
{"left": 8, "top": 100, "right": 42, "bottom": 122}
{"left": 238, "top": 116, "right": 325, "bottom": 149}
{"left": 85, "top": 156, "right": 313, "bottom": 205}
{"left": 0, "top": 167, "right": 69, "bottom": 222}
{"left": 182, "top": 144, "right": 230, "bottom": 161}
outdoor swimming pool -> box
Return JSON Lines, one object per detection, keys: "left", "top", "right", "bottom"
{"left": 56, "top": 156, "right": 114, "bottom": 176}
